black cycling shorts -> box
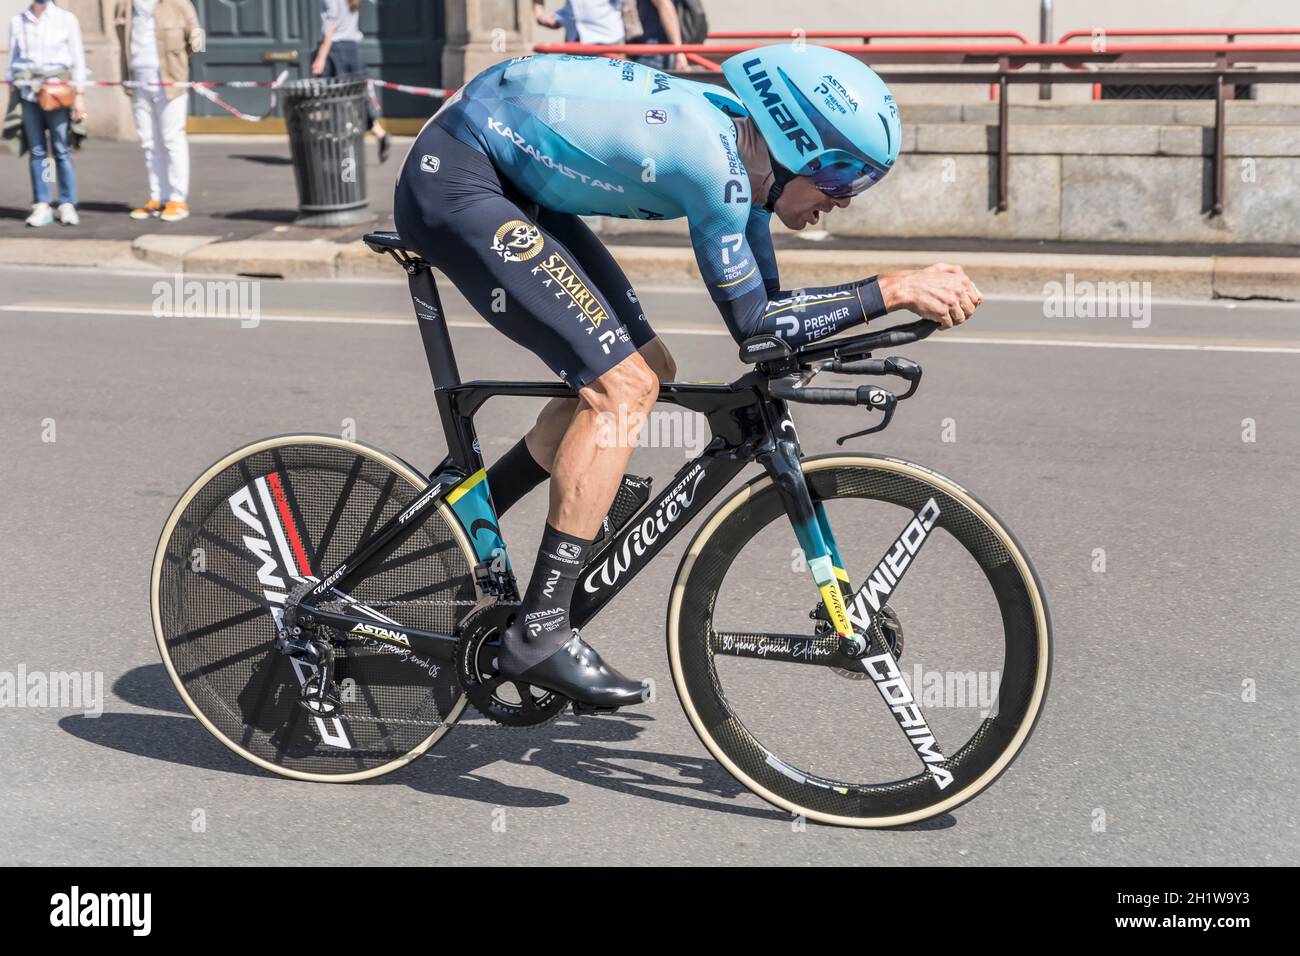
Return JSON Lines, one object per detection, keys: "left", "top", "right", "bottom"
{"left": 394, "top": 120, "right": 657, "bottom": 389}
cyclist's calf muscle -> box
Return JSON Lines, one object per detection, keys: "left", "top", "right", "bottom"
{"left": 549, "top": 352, "right": 659, "bottom": 538}
{"left": 523, "top": 337, "right": 676, "bottom": 472}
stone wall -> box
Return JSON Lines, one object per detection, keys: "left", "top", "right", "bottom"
{"left": 597, "top": 101, "right": 1300, "bottom": 246}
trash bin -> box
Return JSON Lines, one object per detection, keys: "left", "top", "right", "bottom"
{"left": 282, "top": 75, "right": 372, "bottom": 227}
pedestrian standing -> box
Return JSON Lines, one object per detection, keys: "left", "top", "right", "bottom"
{"left": 312, "top": 0, "right": 390, "bottom": 162}
{"left": 532, "top": 1, "right": 625, "bottom": 47}
{"left": 629, "top": 0, "right": 707, "bottom": 72}
{"left": 5, "top": 0, "right": 87, "bottom": 227}
{"left": 114, "top": 0, "right": 203, "bottom": 222}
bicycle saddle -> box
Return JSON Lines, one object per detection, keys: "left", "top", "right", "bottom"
{"left": 363, "top": 231, "right": 414, "bottom": 255}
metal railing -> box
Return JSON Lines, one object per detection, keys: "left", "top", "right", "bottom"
{"left": 1053, "top": 26, "right": 1300, "bottom": 99}
{"left": 1058, "top": 27, "right": 1300, "bottom": 43}
{"left": 532, "top": 37, "right": 1300, "bottom": 217}
{"left": 707, "top": 30, "right": 1032, "bottom": 43}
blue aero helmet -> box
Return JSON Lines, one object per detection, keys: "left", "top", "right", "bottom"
{"left": 721, "top": 43, "right": 901, "bottom": 198}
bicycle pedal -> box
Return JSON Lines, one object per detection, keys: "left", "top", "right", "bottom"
{"left": 570, "top": 680, "right": 651, "bottom": 716}
{"left": 570, "top": 702, "right": 622, "bottom": 716}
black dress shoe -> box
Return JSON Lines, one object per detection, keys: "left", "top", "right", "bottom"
{"left": 377, "top": 132, "right": 392, "bottom": 163}
{"left": 511, "top": 633, "right": 648, "bottom": 710}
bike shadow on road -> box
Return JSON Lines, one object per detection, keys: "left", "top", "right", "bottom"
{"left": 59, "top": 663, "right": 819, "bottom": 825}
{"left": 408, "top": 712, "right": 789, "bottom": 823}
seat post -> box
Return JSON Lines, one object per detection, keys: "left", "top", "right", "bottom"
{"left": 406, "top": 261, "right": 461, "bottom": 390}
{"left": 405, "top": 260, "right": 484, "bottom": 474}
{"left": 365, "top": 232, "right": 480, "bottom": 472}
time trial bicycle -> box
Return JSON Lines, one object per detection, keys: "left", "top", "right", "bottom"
{"left": 150, "top": 232, "right": 1051, "bottom": 827}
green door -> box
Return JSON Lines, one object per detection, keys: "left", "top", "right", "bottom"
{"left": 358, "top": 1, "right": 445, "bottom": 120}
{"left": 189, "top": 0, "right": 443, "bottom": 125}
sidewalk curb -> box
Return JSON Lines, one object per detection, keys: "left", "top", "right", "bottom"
{"left": 131, "top": 234, "right": 223, "bottom": 273}
{"left": 0, "top": 236, "right": 1296, "bottom": 302}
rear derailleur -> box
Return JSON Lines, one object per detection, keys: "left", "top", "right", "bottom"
{"left": 277, "top": 581, "right": 343, "bottom": 718}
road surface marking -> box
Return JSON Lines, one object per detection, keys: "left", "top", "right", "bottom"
{"left": 4, "top": 303, "right": 1299, "bottom": 354}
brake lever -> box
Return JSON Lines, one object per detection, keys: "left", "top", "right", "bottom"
{"left": 836, "top": 387, "right": 897, "bottom": 444}
{"left": 829, "top": 355, "right": 923, "bottom": 400}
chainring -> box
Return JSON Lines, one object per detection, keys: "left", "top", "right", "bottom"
{"left": 455, "top": 599, "right": 569, "bottom": 726}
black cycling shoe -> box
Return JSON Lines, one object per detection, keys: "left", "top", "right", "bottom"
{"left": 507, "top": 632, "right": 649, "bottom": 711}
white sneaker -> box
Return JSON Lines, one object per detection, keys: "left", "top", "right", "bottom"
{"left": 26, "top": 203, "right": 54, "bottom": 227}
{"left": 57, "top": 203, "right": 79, "bottom": 226}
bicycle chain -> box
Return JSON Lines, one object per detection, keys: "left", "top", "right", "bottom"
{"left": 286, "top": 576, "right": 484, "bottom": 616}
{"left": 313, "top": 596, "right": 480, "bottom": 614}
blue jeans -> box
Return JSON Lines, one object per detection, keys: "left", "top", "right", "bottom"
{"left": 633, "top": 53, "right": 674, "bottom": 71}
{"left": 22, "top": 99, "right": 77, "bottom": 206}
{"left": 321, "top": 39, "right": 376, "bottom": 128}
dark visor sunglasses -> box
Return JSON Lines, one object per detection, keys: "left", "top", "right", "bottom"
{"left": 808, "top": 158, "right": 888, "bottom": 199}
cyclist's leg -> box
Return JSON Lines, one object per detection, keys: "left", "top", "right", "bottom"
{"left": 396, "top": 127, "right": 650, "bottom": 703}
{"left": 536, "top": 209, "right": 663, "bottom": 357}
{"left": 495, "top": 210, "right": 676, "bottom": 511}
{"left": 394, "top": 127, "right": 640, "bottom": 397}
{"left": 394, "top": 132, "right": 652, "bottom": 525}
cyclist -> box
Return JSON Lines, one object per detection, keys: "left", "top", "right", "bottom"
{"left": 394, "top": 44, "right": 980, "bottom": 710}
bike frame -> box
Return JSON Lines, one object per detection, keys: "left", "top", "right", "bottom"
{"left": 291, "top": 252, "right": 859, "bottom": 660}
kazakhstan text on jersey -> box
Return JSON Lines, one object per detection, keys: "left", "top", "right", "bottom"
{"left": 433, "top": 54, "right": 767, "bottom": 300}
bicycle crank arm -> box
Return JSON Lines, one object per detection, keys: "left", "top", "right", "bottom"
{"left": 709, "top": 630, "right": 869, "bottom": 672}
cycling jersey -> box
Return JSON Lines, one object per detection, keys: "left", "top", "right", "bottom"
{"left": 429, "top": 55, "right": 886, "bottom": 349}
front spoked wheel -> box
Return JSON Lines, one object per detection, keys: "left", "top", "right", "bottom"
{"left": 668, "top": 454, "right": 1051, "bottom": 827}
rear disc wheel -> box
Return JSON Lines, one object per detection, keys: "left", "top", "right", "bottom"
{"left": 150, "top": 435, "right": 479, "bottom": 782}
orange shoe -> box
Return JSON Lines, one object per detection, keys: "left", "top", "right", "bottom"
{"left": 160, "top": 200, "right": 190, "bottom": 222}
{"left": 130, "top": 199, "right": 163, "bottom": 220}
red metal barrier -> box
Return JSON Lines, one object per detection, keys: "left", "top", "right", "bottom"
{"left": 707, "top": 30, "right": 1031, "bottom": 43}
{"left": 527, "top": 38, "right": 1300, "bottom": 219}
{"left": 1059, "top": 27, "right": 1300, "bottom": 44}
{"left": 1050, "top": 28, "right": 1300, "bottom": 97}
{"left": 703, "top": 31, "right": 1029, "bottom": 93}
{"left": 534, "top": 41, "right": 1300, "bottom": 103}
{"left": 1054, "top": 28, "right": 1300, "bottom": 95}
{"left": 533, "top": 40, "right": 1300, "bottom": 65}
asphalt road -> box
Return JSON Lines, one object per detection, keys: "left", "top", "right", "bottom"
{"left": 1, "top": 262, "right": 1297, "bottom": 865}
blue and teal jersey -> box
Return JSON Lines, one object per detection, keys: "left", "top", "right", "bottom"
{"left": 433, "top": 54, "right": 885, "bottom": 346}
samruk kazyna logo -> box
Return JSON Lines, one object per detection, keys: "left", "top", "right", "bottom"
{"left": 492, "top": 220, "right": 545, "bottom": 262}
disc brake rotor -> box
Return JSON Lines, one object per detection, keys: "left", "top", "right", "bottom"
{"left": 826, "top": 602, "right": 904, "bottom": 681}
